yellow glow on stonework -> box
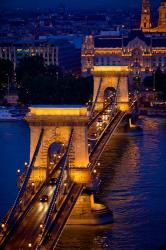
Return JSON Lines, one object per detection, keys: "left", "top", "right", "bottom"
{"left": 93, "top": 66, "right": 129, "bottom": 72}
{"left": 117, "top": 103, "right": 129, "bottom": 111}
{"left": 29, "top": 107, "right": 88, "bottom": 116}
{"left": 95, "top": 49, "right": 122, "bottom": 53}
{"left": 70, "top": 169, "right": 90, "bottom": 184}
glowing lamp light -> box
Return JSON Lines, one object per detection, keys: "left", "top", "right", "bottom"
{"left": 28, "top": 243, "right": 32, "bottom": 248}
{"left": 93, "top": 169, "right": 97, "bottom": 174}
{"left": 17, "top": 169, "right": 21, "bottom": 174}
{"left": 1, "top": 223, "right": 5, "bottom": 229}
{"left": 40, "top": 224, "right": 44, "bottom": 229}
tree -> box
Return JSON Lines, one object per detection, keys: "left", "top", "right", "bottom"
{"left": 143, "top": 76, "right": 153, "bottom": 89}
{"left": 0, "top": 59, "right": 13, "bottom": 98}
{"left": 143, "top": 67, "right": 166, "bottom": 98}
{"left": 16, "top": 55, "right": 45, "bottom": 86}
{"left": 155, "top": 67, "right": 166, "bottom": 93}
{"left": 17, "top": 55, "right": 93, "bottom": 105}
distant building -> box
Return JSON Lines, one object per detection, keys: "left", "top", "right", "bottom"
{"left": 0, "top": 38, "right": 81, "bottom": 74}
{"left": 82, "top": 0, "right": 166, "bottom": 84}
{"left": 140, "top": 0, "right": 166, "bottom": 32}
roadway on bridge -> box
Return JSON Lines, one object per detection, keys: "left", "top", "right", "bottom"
{"left": 41, "top": 183, "right": 83, "bottom": 249}
{"left": 3, "top": 184, "right": 57, "bottom": 249}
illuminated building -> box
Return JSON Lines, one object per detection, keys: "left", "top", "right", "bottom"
{"left": 141, "top": 0, "right": 166, "bottom": 32}
{"left": 0, "top": 38, "right": 80, "bottom": 73}
{"left": 82, "top": 1, "right": 166, "bottom": 85}
{"left": 140, "top": 0, "right": 152, "bottom": 32}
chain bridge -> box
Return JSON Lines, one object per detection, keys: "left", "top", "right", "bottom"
{"left": 0, "top": 65, "right": 140, "bottom": 250}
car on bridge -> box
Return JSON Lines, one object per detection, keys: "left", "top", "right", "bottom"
{"left": 40, "top": 195, "right": 49, "bottom": 202}
{"left": 49, "top": 177, "right": 58, "bottom": 186}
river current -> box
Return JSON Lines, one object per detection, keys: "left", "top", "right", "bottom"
{"left": 0, "top": 117, "right": 166, "bottom": 250}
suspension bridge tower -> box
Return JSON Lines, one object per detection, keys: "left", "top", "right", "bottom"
{"left": 93, "top": 66, "right": 129, "bottom": 112}
{"left": 26, "top": 105, "right": 90, "bottom": 184}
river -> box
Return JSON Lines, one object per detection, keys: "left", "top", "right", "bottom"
{"left": 0, "top": 117, "right": 166, "bottom": 250}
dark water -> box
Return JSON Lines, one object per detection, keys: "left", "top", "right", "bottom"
{"left": 57, "top": 117, "right": 166, "bottom": 250}
{"left": 0, "top": 121, "right": 29, "bottom": 221}
{"left": 0, "top": 117, "right": 166, "bottom": 250}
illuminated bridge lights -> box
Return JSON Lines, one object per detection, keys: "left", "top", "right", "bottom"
{"left": 17, "top": 169, "right": 21, "bottom": 174}
{"left": 28, "top": 242, "right": 32, "bottom": 248}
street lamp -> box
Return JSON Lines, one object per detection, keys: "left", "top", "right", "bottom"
{"left": 40, "top": 223, "right": 44, "bottom": 229}
{"left": 153, "top": 70, "right": 156, "bottom": 91}
{"left": 93, "top": 169, "right": 97, "bottom": 174}
{"left": 17, "top": 169, "right": 21, "bottom": 174}
{"left": 28, "top": 243, "right": 32, "bottom": 248}
{"left": 64, "top": 182, "right": 67, "bottom": 194}
{"left": 122, "top": 25, "right": 125, "bottom": 49}
{"left": 1, "top": 223, "right": 6, "bottom": 234}
{"left": 31, "top": 182, "right": 35, "bottom": 194}
{"left": 39, "top": 223, "right": 44, "bottom": 234}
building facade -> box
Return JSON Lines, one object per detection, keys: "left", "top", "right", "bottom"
{"left": 82, "top": 1, "right": 166, "bottom": 85}
{"left": 0, "top": 38, "right": 81, "bottom": 73}
{"left": 141, "top": 0, "right": 166, "bottom": 32}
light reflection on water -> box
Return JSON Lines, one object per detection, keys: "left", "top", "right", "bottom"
{"left": 57, "top": 117, "right": 166, "bottom": 250}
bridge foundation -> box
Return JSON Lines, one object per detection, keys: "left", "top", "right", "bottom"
{"left": 68, "top": 192, "right": 113, "bottom": 225}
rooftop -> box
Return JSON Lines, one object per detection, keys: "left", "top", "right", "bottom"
{"left": 94, "top": 30, "right": 166, "bottom": 48}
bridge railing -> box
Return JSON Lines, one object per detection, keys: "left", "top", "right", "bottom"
{"left": 4, "top": 128, "right": 44, "bottom": 227}
{"left": 89, "top": 111, "right": 126, "bottom": 173}
{"left": 90, "top": 78, "right": 102, "bottom": 117}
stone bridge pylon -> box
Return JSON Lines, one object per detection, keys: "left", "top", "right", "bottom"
{"left": 25, "top": 105, "right": 90, "bottom": 184}
{"left": 92, "top": 66, "right": 129, "bottom": 111}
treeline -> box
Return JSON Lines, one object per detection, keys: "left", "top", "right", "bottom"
{"left": 0, "top": 56, "right": 93, "bottom": 105}
{"left": 143, "top": 67, "right": 166, "bottom": 97}
{"left": 0, "top": 59, "right": 13, "bottom": 99}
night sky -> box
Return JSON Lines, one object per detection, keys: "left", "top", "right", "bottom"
{"left": 0, "top": 0, "right": 160, "bottom": 10}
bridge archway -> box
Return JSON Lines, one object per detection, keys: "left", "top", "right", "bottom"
{"left": 47, "top": 141, "right": 64, "bottom": 176}
{"left": 26, "top": 106, "right": 90, "bottom": 184}
{"left": 92, "top": 66, "right": 129, "bottom": 111}
{"left": 104, "top": 86, "right": 116, "bottom": 106}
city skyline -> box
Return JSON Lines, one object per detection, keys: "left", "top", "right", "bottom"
{"left": 0, "top": 0, "right": 160, "bottom": 10}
